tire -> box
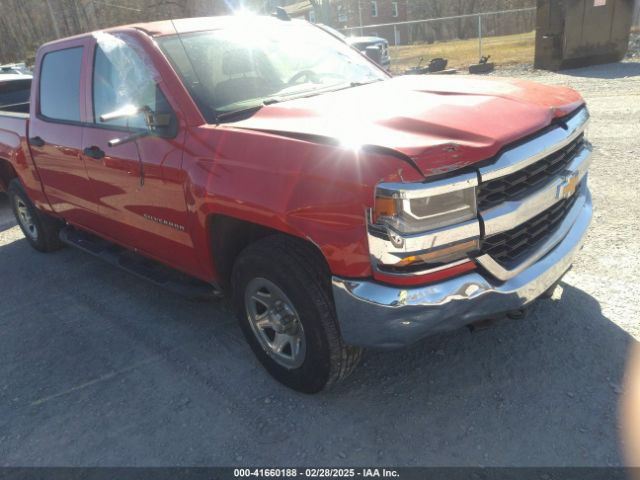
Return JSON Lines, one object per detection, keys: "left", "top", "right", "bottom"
{"left": 8, "top": 179, "right": 63, "bottom": 252}
{"left": 231, "top": 234, "right": 362, "bottom": 393}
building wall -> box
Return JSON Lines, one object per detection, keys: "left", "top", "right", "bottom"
{"left": 332, "top": 0, "right": 409, "bottom": 44}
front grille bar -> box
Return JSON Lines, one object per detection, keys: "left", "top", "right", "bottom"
{"left": 482, "top": 190, "right": 579, "bottom": 268}
{"left": 478, "top": 107, "right": 589, "bottom": 182}
{"left": 472, "top": 107, "right": 592, "bottom": 281}
{"left": 478, "top": 134, "right": 585, "bottom": 210}
{"left": 476, "top": 183, "right": 589, "bottom": 282}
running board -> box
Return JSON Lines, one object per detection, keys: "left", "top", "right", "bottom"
{"left": 59, "top": 227, "right": 222, "bottom": 301}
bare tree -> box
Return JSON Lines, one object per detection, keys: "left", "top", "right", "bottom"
{"left": 0, "top": 0, "right": 535, "bottom": 64}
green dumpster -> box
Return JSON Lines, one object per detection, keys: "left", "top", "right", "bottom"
{"left": 535, "top": 0, "right": 634, "bottom": 70}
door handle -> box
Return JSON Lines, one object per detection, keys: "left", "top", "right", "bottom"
{"left": 83, "top": 146, "right": 105, "bottom": 160}
{"left": 29, "top": 136, "right": 45, "bottom": 147}
{"left": 103, "top": 157, "right": 135, "bottom": 175}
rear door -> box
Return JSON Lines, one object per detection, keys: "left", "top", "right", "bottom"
{"left": 80, "top": 32, "right": 194, "bottom": 270}
{"left": 28, "top": 40, "right": 95, "bottom": 225}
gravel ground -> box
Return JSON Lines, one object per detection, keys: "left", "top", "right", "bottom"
{"left": 0, "top": 60, "right": 639, "bottom": 467}
{"left": 492, "top": 60, "right": 640, "bottom": 341}
{"left": 627, "top": 33, "right": 640, "bottom": 60}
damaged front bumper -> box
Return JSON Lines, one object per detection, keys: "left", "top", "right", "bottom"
{"left": 332, "top": 189, "right": 592, "bottom": 349}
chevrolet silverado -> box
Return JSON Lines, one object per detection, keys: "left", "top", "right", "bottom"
{"left": 0, "top": 15, "right": 592, "bottom": 392}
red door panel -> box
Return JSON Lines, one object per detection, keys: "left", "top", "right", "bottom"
{"left": 28, "top": 41, "right": 96, "bottom": 226}
{"left": 27, "top": 122, "right": 93, "bottom": 223}
{"left": 81, "top": 127, "right": 198, "bottom": 273}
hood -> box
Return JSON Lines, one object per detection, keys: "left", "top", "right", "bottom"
{"left": 231, "top": 75, "right": 585, "bottom": 177}
{"left": 348, "top": 36, "right": 388, "bottom": 45}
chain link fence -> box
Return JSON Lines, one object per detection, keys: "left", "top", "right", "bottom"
{"left": 341, "top": 7, "right": 537, "bottom": 73}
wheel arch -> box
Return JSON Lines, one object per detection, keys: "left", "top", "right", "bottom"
{"left": 0, "top": 157, "right": 18, "bottom": 193}
{"left": 207, "top": 213, "right": 330, "bottom": 289}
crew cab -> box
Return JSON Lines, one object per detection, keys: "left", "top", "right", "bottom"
{"left": 0, "top": 16, "right": 592, "bottom": 392}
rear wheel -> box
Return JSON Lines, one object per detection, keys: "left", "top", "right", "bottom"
{"left": 231, "top": 235, "right": 362, "bottom": 393}
{"left": 8, "top": 179, "right": 63, "bottom": 252}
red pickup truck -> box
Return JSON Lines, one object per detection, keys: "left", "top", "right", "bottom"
{"left": 0, "top": 16, "right": 592, "bottom": 392}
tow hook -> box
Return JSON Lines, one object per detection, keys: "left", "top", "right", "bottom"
{"left": 541, "top": 280, "right": 562, "bottom": 299}
{"left": 467, "top": 317, "right": 501, "bottom": 332}
{"left": 468, "top": 307, "right": 528, "bottom": 332}
{"left": 506, "top": 308, "right": 527, "bottom": 320}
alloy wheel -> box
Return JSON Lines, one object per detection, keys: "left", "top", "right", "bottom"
{"left": 244, "top": 278, "right": 306, "bottom": 369}
{"left": 16, "top": 199, "right": 38, "bottom": 241}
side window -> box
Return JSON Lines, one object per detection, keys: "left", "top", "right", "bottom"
{"left": 39, "top": 47, "right": 83, "bottom": 122}
{"left": 93, "top": 36, "right": 174, "bottom": 132}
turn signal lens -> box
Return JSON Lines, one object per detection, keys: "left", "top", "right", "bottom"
{"left": 393, "top": 239, "right": 479, "bottom": 268}
{"left": 373, "top": 260, "right": 477, "bottom": 287}
{"left": 373, "top": 196, "right": 397, "bottom": 223}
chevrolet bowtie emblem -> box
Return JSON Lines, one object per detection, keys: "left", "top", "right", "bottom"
{"left": 557, "top": 172, "right": 580, "bottom": 199}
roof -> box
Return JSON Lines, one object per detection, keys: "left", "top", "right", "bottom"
{"left": 282, "top": 1, "right": 314, "bottom": 17}
{"left": 348, "top": 36, "right": 387, "bottom": 44}
{"left": 120, "top": 15, "right": 299, "bottom": 37}
{"left": 41, "top": 15, "right": 304, "bottom": 49}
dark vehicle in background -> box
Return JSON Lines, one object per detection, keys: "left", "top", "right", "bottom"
{"left": 348, "top": 36, "right": 390, "bottom": 70}
{"left": 0, "top": 74, "right": 32, "bottom": 114}
{"left": 1, "top": 63, "right": 31, "bottom": 76}
{"left": 317, "top": 24, "right": 391, "bottom": 70}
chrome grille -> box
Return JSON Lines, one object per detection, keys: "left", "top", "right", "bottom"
{"left": 481, "top": 188, "right": 580, "bottom": 268}
{"left": 478, "top": 134, "right": 585, "bottom": 210}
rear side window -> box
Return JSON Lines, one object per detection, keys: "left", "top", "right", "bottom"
{"left": 39, "top": 47, "right": 83, "bottom": 122}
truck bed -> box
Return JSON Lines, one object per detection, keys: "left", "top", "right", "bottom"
{"left": 0, "top": 111, "right": 28, "bottom": 192}
{"left": 0, "top": 76, "right": 32, "bottom": 115}
{"left": 0, "top": 111, "right": 28, "bottom": 144}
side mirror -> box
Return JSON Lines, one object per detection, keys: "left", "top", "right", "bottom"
{"left": 100, "top": 105, "right": 171, "bottom": 129}
{"left": 364, "top": 45, "right": 383, "bottom": 65}
{"left": 141, "top": 108, "right": 172, "bottom": 129}
{"left": 99, "top": 104, "right": 145, "bottom": 123}
{"left": 100, "top": 105, "right": 174, "bottom": 147}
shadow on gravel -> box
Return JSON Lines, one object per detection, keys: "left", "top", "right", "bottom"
{"left": 0, "top": 192, "right": 16, "bottom": 231}
{"left": 0, "top": 232, "right": 632, "bottom": 466}
{"left": 561, "top": 61, "right": 640, "bottom": 79}
{"left": 326, "top": 283, "right": 632, "bottom": 465}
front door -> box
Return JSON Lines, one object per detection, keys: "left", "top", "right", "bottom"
{"left": 81, "top": 33, "right": 195, "bottom": 272}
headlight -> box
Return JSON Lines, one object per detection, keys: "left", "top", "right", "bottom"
{"left": 369, "top": 172, "right": 481, "bottom": 272}
{"left": 373, "top": 172, "right": 478, "bottom": 234}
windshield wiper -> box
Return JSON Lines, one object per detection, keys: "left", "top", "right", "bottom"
{"left": 266, "top": 80, "right": 384, "bottom": 103}
{"left": 349, "top": 79, "right": 384, "bottom": 88}
{"left": 214, "top": 80, "right": 382, "bottom": 123}
{"left": 215, "top": 98, "right": 281, "bottom": 124}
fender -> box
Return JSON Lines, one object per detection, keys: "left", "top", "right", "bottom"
{"left": 182, "top": 125, "right": 423, "bottom": 281}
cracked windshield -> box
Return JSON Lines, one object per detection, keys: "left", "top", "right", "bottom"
{"left": 158, "top": 19, "right": 388, "bottom": 122}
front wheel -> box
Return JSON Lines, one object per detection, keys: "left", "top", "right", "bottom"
{"left": 8, "top": 179, "right": 63, "bottom": 252}
{"left": 231, "top": 235, "right": 362, "bottom": 393}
